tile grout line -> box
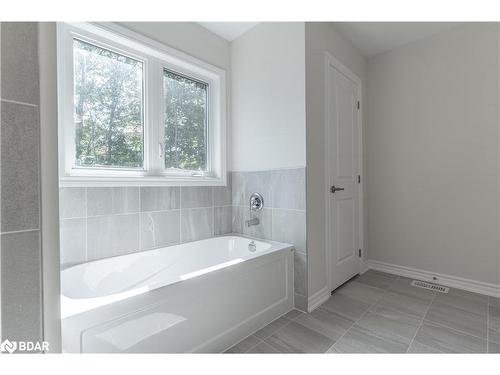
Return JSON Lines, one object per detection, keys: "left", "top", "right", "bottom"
{"left": 422, "top": 307, "right": 490, "bottom": 342}
{"left": 326, "top": 276, "right": 399, "bottom": 352}
{"left": 242, "top": 336, "right": 265, "bottom": 353}
{"left": 0, "top": 228, "right": 40, "bottom": 235}
{"left": 226, "top": 309, "right": 303, "bottom": 353}
{"left": 257, "top": 310, "right": 308, "bottom": 352}
{"left": 405, "top": 289, "right": 438, "bottom": 353}
{"left": 419, "top": 318, "right": 489, "bottom": 350}
{"left": 0, "top": 97, "right": 39, "bottom": 108}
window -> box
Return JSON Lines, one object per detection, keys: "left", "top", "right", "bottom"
{"left": 73, "top": 39, "right": 145, "bottom": 169}
{"left": 163, "top": 69, "right": 208, "bottom": 173}
{"left": 58, "top": 23, "right": 226, "bottom": 186}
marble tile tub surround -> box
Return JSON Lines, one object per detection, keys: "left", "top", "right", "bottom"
{"left": 1, "top": 22, "right": 43, "bottom": 344}
{"left": 231, "top": 167, "right": 307, "bottom": 310}
{"left": 59, "top": 183, "right": 232, "bottom": 267}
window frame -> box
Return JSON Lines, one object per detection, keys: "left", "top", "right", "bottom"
{"left": 57, "top": 22, "right": 227, "bottom": 187}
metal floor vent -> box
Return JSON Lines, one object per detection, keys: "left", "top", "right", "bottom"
{"left": 411, "top": 280, "right": 449, "bottom": 293}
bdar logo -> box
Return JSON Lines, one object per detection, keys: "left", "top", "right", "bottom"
{"left": 0, "top": 339, "right": 17, "bottom": 354}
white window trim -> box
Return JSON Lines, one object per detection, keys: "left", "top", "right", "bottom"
{"left": 57, "top": 22, "right": 227, "bottom": 187}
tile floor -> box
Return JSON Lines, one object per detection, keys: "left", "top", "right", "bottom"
{"left": 225, "top": 270, "right": 500, "bottom": 353}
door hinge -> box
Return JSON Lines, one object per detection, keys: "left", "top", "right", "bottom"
{"left": 357, "top": 101, "right": 360, "bottom": 110}
{"left": 358, "top": 175, "right": 361, "bottom": 184}
{"left": 358, "top": 249, "right": 362, "bottom": 258}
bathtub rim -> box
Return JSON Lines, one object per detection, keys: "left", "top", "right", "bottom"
{"left": 60, "top": 234, "right": 294, "bottom": 319}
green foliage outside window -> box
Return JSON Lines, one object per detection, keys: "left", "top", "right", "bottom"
{"left": 73, "top": 39, "right": 144, "bottom": 169}
{"left": 164, "top": 69, "right": 208, "bottom": 172}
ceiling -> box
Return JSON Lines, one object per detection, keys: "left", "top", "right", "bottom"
{"left": 197, "top": 22, "right": 259, "bottom": 41}
{"left": 332, "top": 22, "right": 462, "bottom": 57}
{"left": 197, "top": 22, "right": 462, "bottom": 55}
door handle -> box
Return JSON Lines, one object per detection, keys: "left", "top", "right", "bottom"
{"left": 330, "top": 185, "right": 345, "bottom": 194}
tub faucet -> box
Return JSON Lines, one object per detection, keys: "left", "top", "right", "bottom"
{"left": 245, "top": 217, "right": 260, "bottom": 227}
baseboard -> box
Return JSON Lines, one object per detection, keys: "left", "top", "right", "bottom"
{"left": 364, "top": 260, "right": 500, "bottom": 298}
{"left": 307, "top": 286, "right": 330, "bottom": 312}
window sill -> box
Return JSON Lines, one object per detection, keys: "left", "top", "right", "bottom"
{"left": 59, "top": 174, "right": 227, "bottom": 187}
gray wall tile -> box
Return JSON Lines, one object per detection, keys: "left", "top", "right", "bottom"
{"left": 140, "top": 187, "right": 180, "bottom": 211}
{"left": 271, "top": 168, "right": 306, "bottom": 210}
{"left": 214, "top": 206, "right": 232, "bottom": 235}
{"left": 232, "top": 170, "right": 273, "bottom": 207}
{"left": 87, "top": 187, "right": 140, "bottom": 217}
{"left": 87, "top": 214, "right": 140, "bottom": 260}
{"left": 232, "top": 206, "right": 272, "bottom": 240}
{"left": 272, "top": 208, "right": 306, "bottom": 252}
{"left": 140, "top": 210, "right": 180, "bottom": 250}
{"left": 59, "top": 187, "right": 86, "bottom": 219}
{"left": 60, "top": 218, "right": 86, "bottom": 267}
{"left": 181, "top": 186, "right": 213, "bottom": 209}
{"left": 230, "top": 168, "right": 307, "bottom": 302}
{"left": 1, "top": 22, "right": 39, "bottom": 104}
{"left": 1, "top": 101, "right": 40, "bottom": 232}
{"left": 1, "top": 231, "right": 42, "bottom": 342}
{"left": 181, "top": 208, "right": 214, "bottom": 242}
{"left": 213, "top": 175, "right": 232, "bottom": 206}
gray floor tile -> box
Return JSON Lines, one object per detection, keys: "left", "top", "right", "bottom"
{"left": 489, "top": 297, "right": 500, "bottom": 308}
{"left": 336, "top": 281, "right": 386, "bottom": 305}
{"left": 414, "top": 321, "right": 487, "bottom": 353}
{"left": 407, "top": 340, "right": 442, "bottom": 353}
{"left": 225, "top": 335, "right": 261, "bottom": 353}
{"left": 354, "top": 270, "right": 398, "bottom": 290}
{"left": 488, "top": 305, "right": 500, "bottom": 326}
{"left": 320, "top": 293, "right": 371, "bottom": 321}
{"left": 359, "top": 307, "right": 421, "bottom": 345}
{"left": 265, "top": 321, "right": 334, "bottom": 353}
{"left": 425, "top": 300, "right": 487, "bottom": 339}
{"left": 248, "top": 275, "right": 493, "bottom": 354}
{"left": 333, "top": 325, "right": 408, "bottom": 353}
{"left": 247, "top": 341, "right": 279, "bottom": 353}
{"left": 282, "top": 309, "right": 304, "bottom": 321}
{"left": 375, "top": 291, "right": 432, "bottom": 318}
{"left": 488, "top": 305, "right": 500, "bottom": 344}
{"left": 294, "top": 308, "right": 354, "bottom": 341}
{"left": 489, "top": 328, "right": 500, "bottom": 344}
{"left": 326, "top": 345, "right": 340, "bottom": 353}
{"left": 254, "top": 316, "right": 290, "bottom": 340}
{"left": 434, "top": 291, "right": 488, "bottom": 317}
{"left": 388, "top": 277, "right": 436, "bottom": 301}
{"left": 447, "top": 288, "right": 488, "bottom": 304}
{"left": 488, "top": 341, "right": 500, "bottom": 353}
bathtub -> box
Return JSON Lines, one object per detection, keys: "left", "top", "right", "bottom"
{"left": 61, "top": 235, "right": 294, "bottom": 353}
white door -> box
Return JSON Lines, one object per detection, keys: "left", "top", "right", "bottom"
{"left": 326, "top": 56, "right": 361, "bottom": 292}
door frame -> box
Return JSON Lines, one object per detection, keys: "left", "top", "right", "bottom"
{"left": 324, "top": 52, "right": 364, "bottom": 292}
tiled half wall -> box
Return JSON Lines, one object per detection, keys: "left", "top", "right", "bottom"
{"left": 231, "top": 168, "right": 307, "bottom": 311}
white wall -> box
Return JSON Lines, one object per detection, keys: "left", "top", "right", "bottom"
{"left": 305, "top": 23, "right": 368, "bottom": 299}
{"left": 366, "top": 23, "right": 499, "bottom": 285}
{"left": 118, "top": 22, "right": 230, "bottom": 69}
{"left": 230, "top": 22, "right": 306, "bottom": 172}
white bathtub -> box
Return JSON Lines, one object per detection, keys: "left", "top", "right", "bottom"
{"left": 61, "top": 235, "right": 294, "bottom": 353}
